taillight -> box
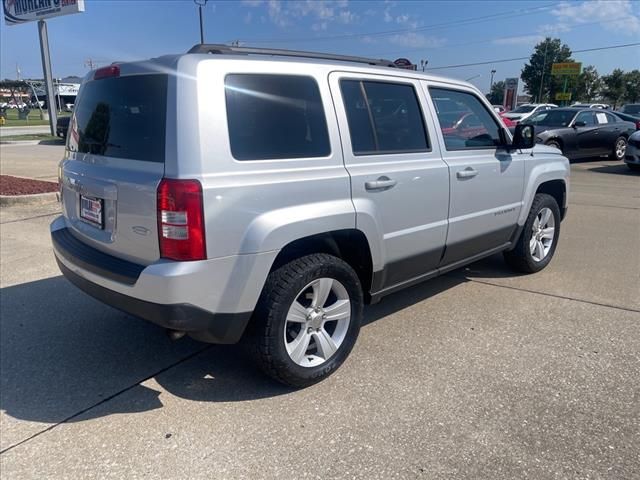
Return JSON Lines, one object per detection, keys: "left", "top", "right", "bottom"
{"left": 157, "top": 179, "right": 206, "bottom": 261}
{"left": 636, "top": 121, "right": 640, "bottom": 130}
{"left": 94, "top": 65, "right": 120, "bottom": 80}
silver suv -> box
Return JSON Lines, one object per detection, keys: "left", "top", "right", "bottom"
{"left": 51, "top": 45, "right": 569, "bottom": 387}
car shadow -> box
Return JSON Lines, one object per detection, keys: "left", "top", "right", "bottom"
{"left": 1, "top": 255, "right": 514, "bottom": 427}
{"left": 588, "top": 164, "right": 638, "bottom": 176}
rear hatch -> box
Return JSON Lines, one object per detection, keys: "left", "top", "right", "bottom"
{"left": 60, "top": 69, "right": 168, "bottom": 265}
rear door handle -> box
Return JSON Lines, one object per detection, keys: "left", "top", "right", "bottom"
{"left": 365, "top": 176, "right": 397, "bottom": 191}
{"left": 456, "top": 168, "right": 479, "bottom": 179}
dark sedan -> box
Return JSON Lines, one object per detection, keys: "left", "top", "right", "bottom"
{"left": 523, "top": 108, "right": 636, "bottom": 160}
{"left": 56, "top": 115, "right": 70, "bottom": 138}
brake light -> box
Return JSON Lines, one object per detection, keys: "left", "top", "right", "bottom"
{"left": 94, "top": 65, "right": 120, "bottom": 80}
{"left": 636, "top": 121, "right": 640, "bottom": 130}
{"left": 157, "top": 179, "right": 206, "bottom": 261}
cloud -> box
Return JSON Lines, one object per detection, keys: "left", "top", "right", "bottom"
{"left": 389, "top": 33, "right": 446, "bottom": 49}
{"left": 492, "top": 35, "right": 545, "bottom": 46}
{"left": 243, "top": 0, "right": 358, "bottom": 29}
{"left": 551, "top": 0, "right": 640, "bottom": 34}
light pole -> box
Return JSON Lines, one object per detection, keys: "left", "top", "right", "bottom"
{"left": 194, "top": 0, "right": 207, "bottom": 45}
{"left": 490, "top": 69, "right": 496, "bottom": 92}
{"left": 420, "top": 59, "right": 428, "bottom": 72}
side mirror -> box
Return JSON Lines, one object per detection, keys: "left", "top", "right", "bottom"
{"left": 512, "top": 124, "right": 535, "bottom": 149}
{"left": 573, "top": 121, "right": 586, "bottom": 128}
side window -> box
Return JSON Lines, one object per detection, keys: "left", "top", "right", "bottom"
{"left": 430, "top": 87, "right": 502, "bottom": 150}
{"left": 605, "top": 112, "right": 618, "bottom": 123}
{"left": 340, "top": 79, "right": 429, "bottom": 155}
{"left": 575, "top": 111, "right": 596, "bottom": 125}
{"left": 225, "top": 74, "right": 330, "bottom": 160}
{"left": 595, "top": 112, "right": 610, "bottom": 124}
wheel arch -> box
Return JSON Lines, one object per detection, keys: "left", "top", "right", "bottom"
{"left": 536, "top": 179, "right": 567, "bottom": 220}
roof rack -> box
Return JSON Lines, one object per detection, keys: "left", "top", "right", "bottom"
{"left": 187, "top": 43, "right": 397, "bottom": 68}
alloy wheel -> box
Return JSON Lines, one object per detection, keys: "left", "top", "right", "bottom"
{"left": 530, "top": 207, "right": 555, "bottom": 262}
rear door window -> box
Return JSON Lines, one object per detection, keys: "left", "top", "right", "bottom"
{"left": 70, "top": 74, "right": 167, "bottom": 162}
{"left": 340, "top": 79, "right": 429, "bottom": 155}
{"left": 575, "top": 111, "right": 596, "bottom": 126}
{"left": 225, "top": 74, "right": 330, "bottom": 161}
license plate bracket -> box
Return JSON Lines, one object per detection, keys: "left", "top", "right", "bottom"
{"left": 80, "top": 195, "right": 104, "bottom": 229}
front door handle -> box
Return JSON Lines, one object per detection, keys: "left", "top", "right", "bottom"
{"left": 365, "top": 176, "right": 397, "bottom": 191}
{"left": 456, "top": 168, "right": 479, "bottom": 179}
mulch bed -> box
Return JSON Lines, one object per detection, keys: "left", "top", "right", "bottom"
{"left": 0, "top": 175, "right": 58, "bottom": 196}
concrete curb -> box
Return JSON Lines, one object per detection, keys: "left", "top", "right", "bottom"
{"left": 0, "top": 192, "right": 58, "bottom": 206}
{"left": 0, "top": 140, "right": 41, "bottom": 145}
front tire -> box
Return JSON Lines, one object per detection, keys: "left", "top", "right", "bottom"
{"left": 611, "top": 136, "right": 627, "bottom": 161}
{"left": 504, "top": 193, "right": 561, "bottom": 273}
{"left": 246, "top": 254, "right": 363, "bottom": 388}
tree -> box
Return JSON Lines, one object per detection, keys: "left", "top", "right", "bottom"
{"left": 601, "top": 69, "right": 627, "bottom": 108}
{"left": 521, "top": 38, "right": 573, "bottom": 103}
{"left": 573, "top": 65, "right": 602, "bottom": 102}
{"left": 486, "top": 80, "right": 505, "bottom": 105}
{"left": 623, "top": 70, "right": 640, "bottom": 102}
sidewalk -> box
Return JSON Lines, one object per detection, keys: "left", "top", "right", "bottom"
{"left": 0, "top": 142, "right": 63, "bottom": 182}
{"left": 0, "top": 125, "right": 52, "bottom": 137}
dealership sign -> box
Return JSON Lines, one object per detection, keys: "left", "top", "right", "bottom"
{"left": 551, "top": 62, "right": 582, "bottom": 76}
{"left": 3, "top": 0, "right": 85, "bottom": 26}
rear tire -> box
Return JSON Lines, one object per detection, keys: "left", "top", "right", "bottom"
{"left": 611, "top": 136, "right": 627, "bottom": 161}
{"left": 504, "top": 193, "right": 561, "bottom": 273}
{"left": 245, "top": 254, "right": 363, "bottom": 388}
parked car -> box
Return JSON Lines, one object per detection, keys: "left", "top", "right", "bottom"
{"left": 500, "top": 114, "right": 516, "bottom": 128}
{"left": 571, "top": 103, "right": 609, "bottom": 109}
{"left": 624, "top": 131, "right": 640, "bottom": 171}
{"left": 51, "top": 45, "right": 569, "bottom": 387}
{"left": 612, "top": 111, "right": 640, "bottom": 130}
{"left": 493, "top": 105, "right": 505, "bottom": 113}
{"left": 502, "top": 103, "right": 557, "bottom": 123}
{"left": 524, "top": 108, "right": 636, "bottom": 160}
{"left": 619, "top": 104, "right": 640, "bottom": 115}
{"left": 56, "top": 115, "right": 70, "bottom": 138}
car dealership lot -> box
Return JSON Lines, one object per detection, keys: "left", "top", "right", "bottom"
{"left": 1, "top": 151, "right": 638, "bottom": 479}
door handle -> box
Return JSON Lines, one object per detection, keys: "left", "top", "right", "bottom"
{"left": 365, "top": 176, "right": 397, "bottom": 191}
{"left": 456, "top": 168, "right": 479, "bottom": 179}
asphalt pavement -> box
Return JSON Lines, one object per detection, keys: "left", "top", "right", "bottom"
{"left": 0, "top": 151, "right": 638, "bottom": 479}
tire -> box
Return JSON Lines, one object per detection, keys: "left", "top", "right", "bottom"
{"left": 546, "top": 139, "right": 562, "bottom": 152}
{"left": 611, "top": 136, "right": 627, "bottom": 161}
{"left": 245, "top": 253, "right": 363, "bottom": 388}
{"left": 627, "top": 163, "right": 640, "bottom": 172}
{"left": 504, "top": 193, "right": 561, "bottom": 273}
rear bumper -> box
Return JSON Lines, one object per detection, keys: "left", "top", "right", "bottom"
{"left": 50, "top": 216, "right": 278, "bottom": 343}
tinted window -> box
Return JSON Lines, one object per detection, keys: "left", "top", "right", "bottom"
{"left": 575, "top": 111, "right": 595, "bottom": 126}
{"left": 527, "top": 110, "right": 575, "bottom": 127}
{"left": 605, "top": 112, "right": 618, "bottom": 123}
{"left": 430, "top": 88, "right": 502, "bottom": 150}
{"left": 621, "top": 104, "right": 640, "bottom": 115}
{"left": 70, "top": 75, "right": 167, "bottom": 162}
{"left": 225, "top": 74, "right": 330, "bottom": 160}
{"left": 340, "top": 80, "right": 428, "bottom": 155}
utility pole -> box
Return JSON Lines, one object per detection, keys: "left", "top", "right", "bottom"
{"left": 84, "top": 58, "right": 95, "bottom": 70}
{"left": 420, "top": 59, "right": 428, "bottom": 72}
{"left": 194, "top": 0, "right": 207, "bottom": 44}
{"left": 490, "top": 69, "right": 496, "bottom": 92}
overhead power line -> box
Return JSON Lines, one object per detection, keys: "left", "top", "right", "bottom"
{"left": 423, "top": 42, "right": 640, "bottom": 71}
{"left": 234, "top": 2, "right": 561, "bottom": 44}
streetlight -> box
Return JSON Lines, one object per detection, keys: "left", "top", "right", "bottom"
{"left": 420, "top": 59, "right": 428, "bottom": 72}
{"left": 194, "top": 0, "right": 207, "bottom": 45}
{"left": 490, "top": 69, "right": 496, "bottom": 91}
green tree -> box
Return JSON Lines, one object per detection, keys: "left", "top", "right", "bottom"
{"left": 486, "top": 80, "right": 506, "bottom": 105}
{"left": 521, "top": 38, "right": 573, "bottom": 103}
{"left": 601, "top": 69, "right": 627, "bottom": 108}
{"left": 623, "top": 70, "right": 640, "bottom": 102}
{"left": 573, "top": 66, "right": 602, "bottom": 102}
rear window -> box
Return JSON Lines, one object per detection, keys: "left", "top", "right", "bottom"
{"left": 225, "top": 74, "right": 331, "bottom": 161}
{"left": 69, "top": 74, "right": 167, "bottom": 162}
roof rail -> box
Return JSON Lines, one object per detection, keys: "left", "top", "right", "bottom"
{"left": 187, "top": 43, "right": 397, "bottom": 68}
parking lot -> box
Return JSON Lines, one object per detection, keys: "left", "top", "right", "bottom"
{"left": 0, "top": 143, "right": 638, "bottom": 479}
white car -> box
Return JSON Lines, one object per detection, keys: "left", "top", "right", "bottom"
{"left": 502, "top": 103, "right": 557, "bottom": 123}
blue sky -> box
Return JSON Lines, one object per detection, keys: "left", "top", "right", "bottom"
{"left": 1, "top": 0, "right": 639, "bottom": 93}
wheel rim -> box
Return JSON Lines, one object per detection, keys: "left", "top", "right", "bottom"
{"left": 616, "top": 139, "right": 626, "bottom": 159}
{"left": 284, "top": 278, "right": 351, "bottom": 368}
{"left": 530, "top": 207, "right": 555, "bottom": 262}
